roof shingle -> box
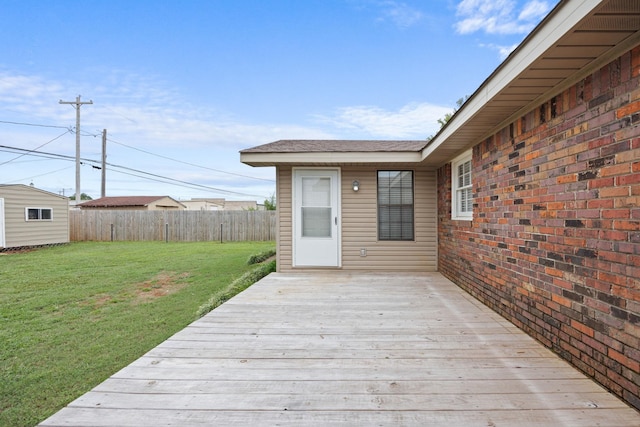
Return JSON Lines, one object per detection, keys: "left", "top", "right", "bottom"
{"left": 240, "top": 140, "right": 429, "bottom": 154}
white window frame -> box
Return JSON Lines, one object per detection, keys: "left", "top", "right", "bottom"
{"left": 25, "top": 207, "right": 53, "bottom": 222}
{"left": 451, "top": 150, "right": 473, "bottom": 220}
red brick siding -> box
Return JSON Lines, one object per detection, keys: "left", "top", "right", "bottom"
{"left": 438, "top": 46, "right": 640, "bottom": 411}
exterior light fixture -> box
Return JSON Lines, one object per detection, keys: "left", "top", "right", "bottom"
{"left": 352, "top": 180, "right": 360, "bottom": 192}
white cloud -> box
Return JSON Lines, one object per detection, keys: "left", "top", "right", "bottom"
{"left": 316, "top": 102, "right": 451, "bottom": 139}
{"left": 481, "top": 42, "right": 521, "bottom": 60}
{"left": 0, "top": 70, "right": 333, "bottom": 152}
{"left": 519, "top": 0, "right": 551, "bottom": 22}
{"left": 455, "top": 0, "right": 553, "bottom": 35}
{"left": 351, "top": 0, "right": 423, "bottom": 29}
{"left": 377, "top": 1, "right": 423, "bottom": 28}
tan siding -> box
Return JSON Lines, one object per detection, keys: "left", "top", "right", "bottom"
{"left": 276, "top": 166, "right": 293, "bottom": 272}
{"left": 276, "top": 166, "right": 437, "bottom": 272}
{"left": 0, "top": 185, "right": 69, "bottom": 248}
{"left": 341, "top": 166, "right": 436, "bottom": 272}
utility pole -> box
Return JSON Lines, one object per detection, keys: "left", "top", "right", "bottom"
{"left": 59, "top": 95, "right": 93, "bottom": 204}
{"left": 101, "top": 129, "right": 107, "bottom": 198}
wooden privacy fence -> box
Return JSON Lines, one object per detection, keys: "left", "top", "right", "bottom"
{"left": 70, "top": 210, "right": 276, "bottom": 242}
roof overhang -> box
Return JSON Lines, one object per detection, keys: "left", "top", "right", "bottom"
{"left": 240, "top": 140, "right": 427, "bottom": 166}
{"left": 421, "top": 0, "right": 640, "bottom": 167}
{"left": 240, "top": 151, "right": 423, "bottom": 166}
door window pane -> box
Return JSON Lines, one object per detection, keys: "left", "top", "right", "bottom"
{"left": 302, "top": 207, "right": 331, "bottom": 237}
{"left": 301, "top": 177, "right": 331, "bottom": 238}
{"left": 302, "top": 177, "right": 330, "bottom": 206}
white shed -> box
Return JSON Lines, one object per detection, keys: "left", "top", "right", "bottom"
{"left": 0, "top": 184, "right": 70, "bottom": 250}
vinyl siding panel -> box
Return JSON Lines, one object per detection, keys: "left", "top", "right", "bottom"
{"left": 276, "top": 166, "right": 436, "bottom": 272}
{"left": 276, "top": 166, "right": 293, "bottom": 271}
{"left": 341, "top": 166, "right": 436, "bottom": 271}
{"left": 0, "top": 185, "right": 69, "bottom": 249}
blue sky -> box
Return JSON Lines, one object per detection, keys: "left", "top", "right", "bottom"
{"left": 0, "top": 0, "right": 557, "bottom": 202}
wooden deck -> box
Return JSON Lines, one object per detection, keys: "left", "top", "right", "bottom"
{"left": 40, "top": 272, "right": 640, "bottom": 426}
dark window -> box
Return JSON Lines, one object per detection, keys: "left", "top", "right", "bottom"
{"left": 25, "top": 208, "right": 53, "bottom": 221}
{"left": 377, "top": 171, "right": 414, "bottom": 241}
{"left": 27, "top": 208, "right": 39, "bottom": 220}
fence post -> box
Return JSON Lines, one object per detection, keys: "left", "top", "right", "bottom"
{"left": 165, "top": 223, "right": 169, "bottom": 243}
{"left": 110, "top": 223, "right": 115, "bottom": 242}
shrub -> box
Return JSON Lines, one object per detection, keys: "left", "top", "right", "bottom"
{"left": 247, "top": 248, "right": 276, "bottom": 265}
{"left": 196, "top": 260, "right": 276, "bottom": 318}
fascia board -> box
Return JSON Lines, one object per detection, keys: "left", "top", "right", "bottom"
{"left": 241, "top": 151, "right": 423, "bottom": 166}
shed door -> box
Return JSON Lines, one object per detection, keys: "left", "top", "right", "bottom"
{"left": 0, "top": 198, "right": 5, "bottom": 248}
{"left": 293, "top": 169, "right": 340, "bottom": 267}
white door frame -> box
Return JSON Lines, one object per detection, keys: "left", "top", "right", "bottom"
{"left": 292, "top": 168, "right": 341, "bottom": 267}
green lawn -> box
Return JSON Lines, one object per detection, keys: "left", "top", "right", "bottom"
{"left": 0, "top": 241, "right": 275, "bottom": 427}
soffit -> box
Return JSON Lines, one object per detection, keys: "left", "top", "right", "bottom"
{"left": 422, "top": 0, "right": 640, "bottom": 167}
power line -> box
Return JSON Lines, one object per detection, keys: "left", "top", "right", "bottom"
{"left": 0, "top": 130, "right": 72, "bottom": 167}
{"left": 107, "top": 168, "right": 267, "bottom": 199}
{"left": 0, "top": 117, "right": 275, "bottom": 182}
{"left": 0, "top": 146, "right": 75, "bottom": 162}
{"left": 0, "top": 144, "right": 270, "bottom": 199}
{"left": 106, "top": 136, "right": 275, "bottom": 183}
{"left": 1, "top": 118, "right": 274, "bottom": 183}
{"left": 1, "top": 117, "right": 274, "bottom": 188}
{"left": 103, "top": 161, "right": 267, "bottom": 199}
{"left": 4, "top": 165, "right": 74, "bottom": 184}
{"left": 0, "top": 119, "right": 71, "bottom": 130}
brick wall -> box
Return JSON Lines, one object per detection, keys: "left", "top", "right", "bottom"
{"left": 438, "top": 46, "right": 640, "bottom": 410}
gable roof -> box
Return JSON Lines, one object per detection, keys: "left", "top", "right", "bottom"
{"left": 241, "top": 0, "right": 640, "bottom": 168}
{"left": 78, "top": 196, "right": 184, "bottom": 208}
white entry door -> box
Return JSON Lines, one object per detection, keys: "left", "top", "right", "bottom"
{"left": 293, "top": 169, "right": 340, "bottom": 267}
{"left": 0, "top": 198, "right": 5, "bottom": 249}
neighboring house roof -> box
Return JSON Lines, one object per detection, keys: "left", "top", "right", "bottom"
{"left": 78, "top": 196, "right": 185, "bottom": 208}
{"left": 241, "top": 140, "right": 428, "bottom": 166}
{"left": 241, "top": 0, "right": 640, "bottom": 167}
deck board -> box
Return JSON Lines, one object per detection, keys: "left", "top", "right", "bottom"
{"left": 40, "top": 272, "right": 640, "bottom": 426}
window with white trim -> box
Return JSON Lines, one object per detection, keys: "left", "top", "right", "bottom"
{"left": 25, "top": 207, "right": 53, "bottom": 221}
{"left": 452, "top": 150, "right": 473, "bottom": 220}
